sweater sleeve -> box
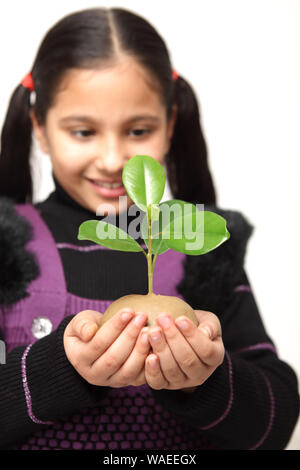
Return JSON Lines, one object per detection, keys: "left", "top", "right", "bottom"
{"left": 0, "top": 315, "right": 109, "bottom": 450}
{"left": 151, "top": 270, "right": 300, "bottom": 450}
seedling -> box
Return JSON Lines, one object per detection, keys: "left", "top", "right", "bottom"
{"left": 78, "top": 155, "right": 230, "bottom": 326}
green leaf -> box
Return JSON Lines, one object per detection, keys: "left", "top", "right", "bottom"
{"left": 164, "top": 209, "right": 230, "bottom": 255}
{"left": 122, "top": 155, "right": 165, "bottom": 212}
{"left": 141, "top": 200, "right": 188, "bottom": 255}
{"left": 141, "top": 201, "right": 230, "bottom": 255}
{"left": 78, "top": 220, "right": 143, "bottom": 253}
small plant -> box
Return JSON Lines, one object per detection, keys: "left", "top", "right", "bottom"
{"left": 78, "top": 155, "right": 230, "bottom": 326}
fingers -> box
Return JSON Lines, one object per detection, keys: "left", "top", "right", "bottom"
{"left": 65, "top": 310, "right": 103, "bottom": 342}
{"left": 174, "top": 313, "right": 224, "bottom": 367}
{"left": 90, "top": 312, "right": 148, "bottom": 377}
{"left": 65, "top": 308, "right": 224, "bottom": 390}
{"left": 145, "top": 353, "right": 169, "bottom": 390}
{"left": 109, "top": 327, "right": 151, "bottom": 387}
{"left": 145, "top": 311, "right": 224, "bottom": 390}
{"left": 63, "top": 310, "right": 103, "bottom": 376}
{"left": 149, "top": 312, "right": 223, "bottom": 376}
{"left": 87, "top": 309, "right": 135, "bottom": 359}
{"left": 66, "top": 308, "right": 144, "bottom": 368}
{"left": 178, "top": 315, "right": 224, "bottom": 367}
{"left": 147, "top": 326, "right": 186, "bottom": 386}
{"left": 194, "top": 310, "right": 222, "bottom": 340}
{"left": 64, "top": 309, "right": 150, "bottom": 387}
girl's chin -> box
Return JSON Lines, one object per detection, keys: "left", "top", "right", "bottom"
{"left": 82, "top": 195, "right": 130, "bottom": 215}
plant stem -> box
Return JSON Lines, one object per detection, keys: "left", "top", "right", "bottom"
{"left": 152, "top": 254, "right": 158, "bottom": 274}
{"left": 147, "top": 217, "right": 153, "bottom": 293}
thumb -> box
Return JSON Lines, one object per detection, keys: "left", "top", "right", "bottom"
{"left": 67, "top": 310, "right": 103, "bottom": 342}
{"left": 194, "top": 310, "right": 221, "bottom": 340}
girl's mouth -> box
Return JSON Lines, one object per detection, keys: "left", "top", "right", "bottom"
{"left": 87, "top": 179, "right": 127, "bottom": 198}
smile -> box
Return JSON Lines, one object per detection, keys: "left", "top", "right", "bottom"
{"left": 87, "top": 179, "right": 127, "bottom": 198}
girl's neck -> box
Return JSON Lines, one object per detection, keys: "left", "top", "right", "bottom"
{"left": 53, "top": 174, "right": 95, "bottom": 216}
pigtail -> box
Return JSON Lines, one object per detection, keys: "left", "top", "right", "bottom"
{"left": 0, "top": 84, "right": 33, "bottom": 203}
{"left": 166, "top": 76, "right": 217, "bottom": 205}
{"left": 0, "top": 8, "right": 217, "bottom": 208}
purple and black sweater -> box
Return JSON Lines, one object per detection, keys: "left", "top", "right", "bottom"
{"left": 0, "top": 180, "right": 298, "bottom": 450}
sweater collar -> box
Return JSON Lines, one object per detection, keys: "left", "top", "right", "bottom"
{"left": 49, "top": 173, "right": 143, "bottom": 233}
{"left": 52, "top": 174, "right": 101, "bottom": 218}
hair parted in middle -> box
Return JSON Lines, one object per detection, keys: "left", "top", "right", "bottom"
{"left": 0, "top": 7, "right": 216, "bottom": 205}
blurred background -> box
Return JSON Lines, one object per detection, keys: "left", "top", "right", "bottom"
{"left": 0, "top": 0, "right": 299, "bottom": 449}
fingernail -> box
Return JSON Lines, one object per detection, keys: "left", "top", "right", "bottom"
{"left": 82, "top": 323, "right": 95, "bottom": 338}
{"left": 133, "top": 314, "right": 146, "bottom": 327}
{"left": 140, "top": 329, "right": 149, "bottom": 345}
{"left": 176, "top": 318, "right": 190, "bottom": 331}
{"left": 121, "top": 311, "right": 133, "bottom": 322}
{"left": 148, "top": 356, "right": 158, "bottom": 368}
{"left": 157, "top": 315, "right": 172, "bottom": 329}
{"left": 81, "top": 323, "right": 89, "bottom": 336}
{"left": 150, "top": 329, "right": 162, "bottom": 343}
{"left": 201, "top": 326, "right": 212, "bottom": 338}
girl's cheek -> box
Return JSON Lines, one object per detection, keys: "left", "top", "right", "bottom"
{"left": 55, "top": 139, "right": 95, "bottom": 166}
{"left": 129, "top": 137, "right": 167, "bottom": 163}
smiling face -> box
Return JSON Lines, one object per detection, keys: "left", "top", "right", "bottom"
{"left": 31, "top": 57, "right": 177, "bottom": 214}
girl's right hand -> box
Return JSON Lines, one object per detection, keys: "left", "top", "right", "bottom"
{"left": 63, "top": 309, "right": 150, "bottom": 387}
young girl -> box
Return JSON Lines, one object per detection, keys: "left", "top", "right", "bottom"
{"left": 0, "top": 7, "right": 298, "bottom": 451}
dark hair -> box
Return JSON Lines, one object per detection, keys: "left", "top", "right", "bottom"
{"left": 0, "top": 7, "right": 216, "bottom": 205}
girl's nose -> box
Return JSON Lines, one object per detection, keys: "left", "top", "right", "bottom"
{"left": 94, "top": 137, "right": 128, "bottom": 174}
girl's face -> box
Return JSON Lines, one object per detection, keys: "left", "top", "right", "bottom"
{"left": 31, "top": 58, "right": 177, "bottom": 214}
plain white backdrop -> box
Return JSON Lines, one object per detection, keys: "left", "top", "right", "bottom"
{"left": 0, "top": 0, "right": 299, "bottom": 449}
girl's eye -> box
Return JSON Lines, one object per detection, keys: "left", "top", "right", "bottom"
{"left": 129, "top": 128, "right": 151, "bottom": 137}
{"left": 71, "top": 129, "right": 95, "bottom": 138}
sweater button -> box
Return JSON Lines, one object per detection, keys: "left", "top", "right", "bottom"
{"left": 31, "top": 317, "right": 53, "bottom": 339}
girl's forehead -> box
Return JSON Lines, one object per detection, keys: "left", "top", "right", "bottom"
{"left": 52, "top": 59, "right": 164, "bottom": 113}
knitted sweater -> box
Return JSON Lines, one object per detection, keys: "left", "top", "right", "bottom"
{"left": 0, "top": 181, "right": 298, "bottom": 450}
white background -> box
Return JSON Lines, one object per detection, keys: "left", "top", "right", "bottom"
{"left": 0, "top": 0, "right": 299, "bottom": 449}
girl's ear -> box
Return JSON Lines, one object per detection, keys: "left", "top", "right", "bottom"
{"left": 29, "top": 110, "right": 50, "bottom": 155}
{"left": 166, "top": 105, "right": 178, "bottom": 153}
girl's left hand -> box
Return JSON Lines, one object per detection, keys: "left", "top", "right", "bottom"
{"left": 145, "top": 310, "right": 225, "bottom": 391}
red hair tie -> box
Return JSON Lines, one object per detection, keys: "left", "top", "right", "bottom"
{"left": 21, "top": 72, "right": 35, "bottom": 92}
{"left": 172, "top": 69, "right": 179, "bottom": 82}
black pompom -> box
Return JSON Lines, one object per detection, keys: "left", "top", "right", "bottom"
{"left": 0, "top": 198, "right": 39, "bottom": 306}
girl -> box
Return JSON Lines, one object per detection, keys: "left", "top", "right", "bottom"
{"left": 0, "top": 7, "right": 298, "bottom": 450}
